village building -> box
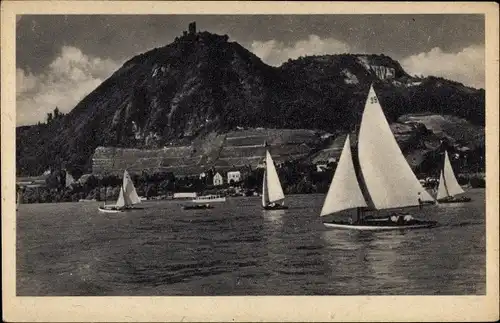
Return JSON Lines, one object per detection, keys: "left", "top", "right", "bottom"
{"left": 213, "top": 172, "right": 223, "bottom": 186}
{"left": 77, "top": 174, "right": 94, "bottom": 184}
{"left": 16, "top": 169, "right": 53, "bottom": 188}
{"left": 316, "top": 164, "right": 328, "bottom": 172}
{"left": 328, "top": 157, "right": 338, "bottom": 164}
{"left": 227, "top": 171, "right": 241, "bottom": 184}
{"left": 314, "top": 157, "right": 338, "bottom": 172}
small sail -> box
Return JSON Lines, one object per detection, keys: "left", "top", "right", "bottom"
{"left": 441, "top": 151, "right": 464, "bottom": 197}
{"left": 321, "top": 135, "right": 367, "bottom": 216}
{"left": 122, "top": 170, "right": 141, "bottom": 205}
{"left": 113, "top": 170, "right": 140, "bottom": 208}
{"left": 65, "top": 172, "right": 75, "bottom": 187}
{"left": 262, "top": 171, "right": 269, "bottom": 207}
{"left": 358, "top": 85, "right": 434, "bottom": 210}
{"left": 436, "top": 170, "right": 449, "bottom": 200}
{"left": 115, "top": 186, "right": 126, "bottom": 207}
{"left": 265, "top": 151, "right": 285, "bottom": 204}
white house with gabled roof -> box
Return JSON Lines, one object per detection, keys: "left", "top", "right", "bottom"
{"left": 213, "top": 172, "right": 223, "bottom": 186}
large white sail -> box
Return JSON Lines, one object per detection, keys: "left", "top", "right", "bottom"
{"left": 437, "top": 151, "right": 465, "bottom": 199}
{"left": 358, "top": 85, "right": 434, "bottom": 210}
{"left": 123, "top": 170, "right": 141, "bottom": 205}
{"left": 262, "top": 171, "right": 268, "bottom": 207}
{"left": 265, "top": 150, "right": 285, "bottom": 204}
{"left": 320, "top": 135, "right": 368, "bottom": 216}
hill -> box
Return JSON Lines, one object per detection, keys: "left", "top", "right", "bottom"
{"left": 16, "top": 24, "right": 485, "bottom": 178}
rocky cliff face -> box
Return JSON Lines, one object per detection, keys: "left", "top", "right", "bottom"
{"left": 16, "top": 28, "right": 485, "bottom": 177}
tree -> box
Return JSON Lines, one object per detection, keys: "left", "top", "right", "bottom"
{"left": 47, "top": 112, "right": 53, "bottom": 123}
{"left": 54, "top": 107, "right": 60, "bottom": 119}
{"left": 45, "top": 170, "right": 63, "bottom": 189}
{"left": 83, "top": 175, "right": 99, "bottom": 191}
{"left": 158, "top": 180, "right": 171, "bottom": 194}
{"left": 243, "top": 173, "right": 258, "bottom": 189}
{"left": 145, "top": 184, "right": 158, "bottom": 197}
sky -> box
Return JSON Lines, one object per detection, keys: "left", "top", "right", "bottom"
{"left": 16, "top": 14, "right": 485, "bottom": 126}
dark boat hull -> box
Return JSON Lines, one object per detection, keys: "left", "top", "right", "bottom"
{"left": 263, "top": 205, "right": 289, "bottom": 210}
{"left": 323, "top": 218, "right": 438, "bottom": 231}
{"left": 437, "top": 196, "right": 472, "bottom": 204}
{"left": 182, "top": 204, "right": 214, "bottom": 210}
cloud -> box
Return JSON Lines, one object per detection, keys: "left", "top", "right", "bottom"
{"left": 250, "top": 35, "right": 351, "bottom": 66}
{"left": 16, "top": 46, "right": 120, "bottom": 126}
{"left": 401, "top": 45, "right": 485, "bottom": 89}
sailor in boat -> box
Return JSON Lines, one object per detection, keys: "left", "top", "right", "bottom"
{"left": 268, "top": 202, "right": 285, "bottom": 208}
{"left": 389, "top": 213, "right": 415, "bottom": 224}
{"left": 404, "top": 214, "right": 415, "bottom": 222}
{"left": 418, "top": 192, "right": 423, "bottom": 210}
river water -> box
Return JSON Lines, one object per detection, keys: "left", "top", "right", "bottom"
{"left": 17, "top": 189, "right": 485, "bottom": 295}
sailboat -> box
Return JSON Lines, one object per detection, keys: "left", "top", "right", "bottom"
{"left": 436, "top": 151, "right": 471, "bottom": 203}
{"left": 262, "top": 147, "right": 288, "bottom": 210}
{"left": 320, "top": 84, "right": 438, "bottom": 230}
{"left": 98, "top": 170, "right": 141, "bottom": 213}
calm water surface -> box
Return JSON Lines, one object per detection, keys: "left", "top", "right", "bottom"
{"left": 17, "top": 189, "right": 485, "bottom": 295}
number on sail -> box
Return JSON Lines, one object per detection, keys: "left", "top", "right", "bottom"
{"left": 370, "top": 96, "right": 378, "bottom": 104}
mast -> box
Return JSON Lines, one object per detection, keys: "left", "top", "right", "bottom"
{"left": 351, "top": 135, "right": 375, "bottom": 212}
{"left": 261, "top": 170, "right": 269, "bottom": 207}
{"left": 356, "top": 207, "right": 361, "bottom": 223}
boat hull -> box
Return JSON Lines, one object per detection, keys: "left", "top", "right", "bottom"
{"left": 98, "top": 206, "right": 124, "bottom": 213}
{"left": 263, "top": 204, "right": 289, "bottom": 210}
{"left": 125, "top": 206, "right": 144, "bottom": 210}
{"left": 323, "top": 219, "right": 438, "bottom": 231}
{"left": 182, "top": 204, "right": 214, "bottom": 210}
{"left": 437, "top": 196, "right": 472, "bottom": 204}
{"left": 192, "top": 196, "right": 226, "bottom": 203}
